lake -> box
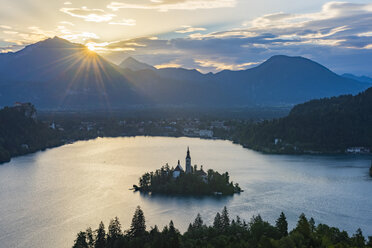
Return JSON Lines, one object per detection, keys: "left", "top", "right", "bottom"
{"left": 0, "top": 136, "right": 371, "bottom": 248}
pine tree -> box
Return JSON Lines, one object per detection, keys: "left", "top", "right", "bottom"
{"left": 168, "top": 221, "right": 180, "bottom": 248}
{"left": 108, "top": 217, "right": 122, "bottom": 239}
{"left": 95, "top": 221, "right": 106, "bottom": 248}
{"left": 73, "top": 231, "right": 89, "bottom": 248}
{"left": 85, "top": 227, "right": 95, "bottom": 248}
{"left": 187, "top": 223, "right": 193, "bottom": 232}
{"left": 107, "top": 217, "right": 122, "bottom": 247}
{"left": 295, "top": 214, "right": 311, "bottom": 239}
{"left": 192, "top": 213, "right": 203, "bottom": 229}
{"left": 150, "top": 225, "right": 160, "bottom": 236}
{"left": 129, "top": 206, "right": 146, "bottom": 238}
{"left": 213, "top": 212, "right": 222, "bottom": 231}
{"left": 221, "top": 206, "right": 230, "bottom": 230}
{"left": 309, "top": 217, "right": 315, "bottom": 232}
{"left": 352, "top": 228, "right": 366, "bottom": 247}
{"left": 169, "top": 220, "right": 177, "bottom": 234}
{"left": 276, "top": 212, "right": 288, "bottom": 237}
{"left": 236, "top": 215, "right": 242, "bottom": 226}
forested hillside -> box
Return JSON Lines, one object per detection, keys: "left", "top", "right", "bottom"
{"left": 235, "top": 87, "right": 372, "bottom": 153}
{"left": 0, "top": 104, "right": 61, "bottom": 163}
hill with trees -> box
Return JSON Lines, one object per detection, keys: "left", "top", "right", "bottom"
{"left": 233, "top": 87, "right": 372, "bottom": 154}
{"left": 0, "top": 103, "right": 61, "bottom": 163}
{"left": 72, "top": 206, "right": 372, "bottom": 248}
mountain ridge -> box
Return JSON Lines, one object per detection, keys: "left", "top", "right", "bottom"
{"left": 0, "top": 37, "right": 369, "bottom": 109}
{"left": 342, "top": 73, "right": 372, "bottom": 84}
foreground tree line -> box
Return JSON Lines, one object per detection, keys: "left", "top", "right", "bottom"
{"left": 73, "top": 206, "right": 371, "bottom": 248}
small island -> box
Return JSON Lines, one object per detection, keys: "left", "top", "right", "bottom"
{"left": 133, "top": 147, "right": 242, "bottom": 195}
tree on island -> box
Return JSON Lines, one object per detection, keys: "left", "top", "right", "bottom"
{"left": 134, "top": 165, "right": 241, "bottom": 195}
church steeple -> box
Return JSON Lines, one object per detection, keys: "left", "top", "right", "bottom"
{"left": 185, "top": 147, "right": 191, "bottom": 174}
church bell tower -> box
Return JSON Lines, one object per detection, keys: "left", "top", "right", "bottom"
{"left": 185, "top": 147, "right": 191, "bottom": 174}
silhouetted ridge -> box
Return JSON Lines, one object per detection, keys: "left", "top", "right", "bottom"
{"left": 0, "top": 39, "right": 369, "bottom": 109}
{"left": 0, "top": 37, "right": 146, "bottom": 109}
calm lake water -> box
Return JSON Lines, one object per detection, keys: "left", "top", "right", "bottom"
{"left": 0, "top": 136, "right": 371, "bottom": 248}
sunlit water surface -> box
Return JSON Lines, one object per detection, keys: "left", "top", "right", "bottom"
{"left": 0, "top": 137, "right": 371, "bottom": 248}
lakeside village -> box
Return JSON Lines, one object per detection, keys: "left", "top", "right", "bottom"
{"left": 2, "top": 102, "right": 372, "bottom": 177}
{"left": 17, "top": 101, "right": 372, "bottom": 156}
{"left": 133, "top": 148, "right": 242, "bottom": 195}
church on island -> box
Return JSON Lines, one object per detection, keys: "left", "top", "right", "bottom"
{"left": 172, "top": 147, "right": 207, "bottom": 181}
{"left": 134, "top": 147, "right": 241, "bottom": 195}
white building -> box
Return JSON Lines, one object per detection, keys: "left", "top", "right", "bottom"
{"left": 199, "top": 130, "right": 213, "bottom": 138}
{"left": 173, "top": 160, "right": 184, "bottom": 178}
{"left": 346, "top": 147, "right": 370, "bottom": 154}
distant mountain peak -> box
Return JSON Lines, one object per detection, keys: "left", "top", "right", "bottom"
{"left": 119, "top": 57, "right": 155, "bottom": 71}
{"left": 266, "top": 55, "right": 310, "bottom": 63}
{"left": 256, "top": 54, "right": 332, "bottom": 74}
{"left": 124, "top": 56, "right": 138, "bottom": 62}
{"left": 35, "top": 36, "right": 83, "bottom": 48}
{"left": 16, "top": 37, "right": 84, "bottom": 58}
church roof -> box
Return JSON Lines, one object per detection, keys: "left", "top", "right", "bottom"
{"left": 174, "top": 160, "right": 184, "bottom": 172}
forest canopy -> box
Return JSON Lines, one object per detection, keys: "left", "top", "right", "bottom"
{"left": 72, "top": 206, "right": 372, "bottom": 248}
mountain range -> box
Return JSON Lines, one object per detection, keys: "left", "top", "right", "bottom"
{"left": 0, "top": 37, "right": 369, "bottom": 110}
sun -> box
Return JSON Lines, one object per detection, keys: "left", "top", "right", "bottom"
{"left": 86, "top": 43, "right": 96, "bottom": 52}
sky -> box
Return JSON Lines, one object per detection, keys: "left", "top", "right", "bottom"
{"left": 0, "top": 0, "right": 372, "bottom": 75}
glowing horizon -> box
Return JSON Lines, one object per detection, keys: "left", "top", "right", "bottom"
{"left": 1, "top": 0, "right": 372, "bottom": 75}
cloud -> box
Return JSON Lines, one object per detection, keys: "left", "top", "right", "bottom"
{"left": 61, "top": 32, "right": 100, "bottom": 41}
{"left": 59, "top": 21, "right": 75, "bottom": 26}
{"left": 195, "top": 59, "right": 259, "bottom": 71}
{"left": 155, "top": 62, "right": 182, "bottom": 69}
{"left": 60, "top": 7, "right": 115, "bottom": 22}
{"left": 3, "top": 30, "right": 18, "bottom": 35}
{"left": 100, "top": 2, "right": 372, "bottom": 75}
{"left": 0, "top": 25, "right": 12, "bottom": 30}
{"left": 0, "top": 48, "right": 14, "bottom": 53}
{"left": 107, "top": 0, "right": 236, "bottom": 12}
{"left": 175, "top": 25, "right": 206, "bottom": 33}
{"left": 64, "top": 1, "right": 72, "bottom": 5}
{"left": 109, "top": 19, "right": 136, "bottom": 26}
